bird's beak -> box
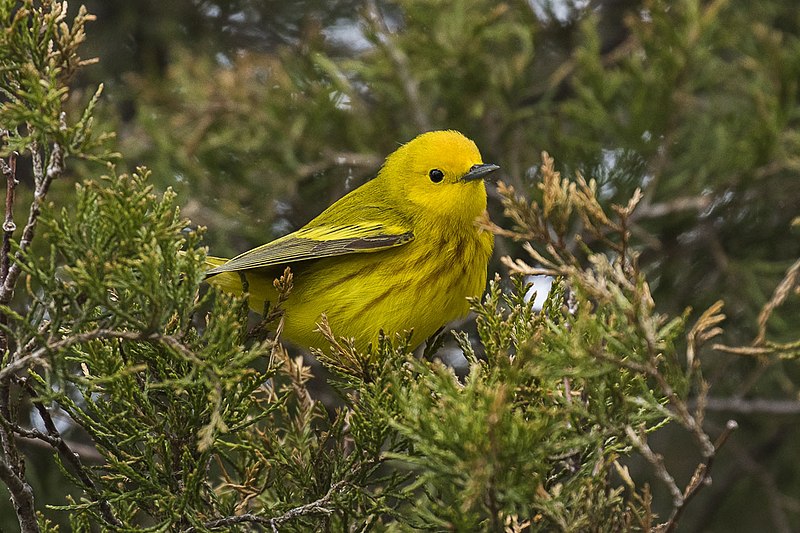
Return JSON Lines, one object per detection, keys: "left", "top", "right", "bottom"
{"left": 461, "top": 163, "right": 500, "bottom": 182}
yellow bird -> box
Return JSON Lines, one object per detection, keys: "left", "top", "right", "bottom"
{"left": 205, "top": 130, "right": 497, "bottom": 351}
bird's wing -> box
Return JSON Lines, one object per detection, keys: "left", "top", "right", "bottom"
{"left": 205, "top": 222, "right": 414, "bottom": 274}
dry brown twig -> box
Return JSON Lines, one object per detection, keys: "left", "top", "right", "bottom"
{"left": 713, "top": 258, "right": 800, "bottom": 359}
{"left": 495, "top": 152, "right": 740, "bottom": 532}
{"left": 191, "top": 480, "right": 350, "bottom": 532}
{"left": 754, "top": 258, "right": 800, "bottom": 346}
{"left": 0, "top": 150, "right": 18, "bottom": 284}
{"left": 0, "top": 133, "right": 68, "bottom": 533}
{"left": 14, "top": 378, "right": 122, "bottom": 527}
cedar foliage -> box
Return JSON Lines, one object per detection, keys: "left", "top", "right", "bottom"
{"left": 1, "top": 1, "right": 798, "bottom": 532}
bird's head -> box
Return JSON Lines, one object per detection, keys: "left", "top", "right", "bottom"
{"left": 378, "top": 130, "right": 499, "bottom": 223}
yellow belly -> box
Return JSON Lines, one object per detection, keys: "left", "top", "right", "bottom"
{"left": 207, "top": 228, "right": 492, "bottom": 351}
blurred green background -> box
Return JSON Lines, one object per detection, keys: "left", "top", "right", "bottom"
{"left": 4, "top": 0, "right": 799, "bottom": 530}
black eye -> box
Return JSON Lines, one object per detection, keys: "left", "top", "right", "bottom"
{"left": 429, "top": 169, "right": 444, "bottom": 183}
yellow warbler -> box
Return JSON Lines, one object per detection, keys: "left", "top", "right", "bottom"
{"left": 205, "top": 130, "right": 497, "bottom": 351}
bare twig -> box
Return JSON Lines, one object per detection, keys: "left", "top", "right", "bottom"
{"left": 625, "top": 425, "right": 683, "bottom": 508}
{"left": 0, "top": 151, "right": 37, "bottom": 533}
{"left": 0, "top": 459, "right": 39, "bottom": 533}
{"left": 194, "top": 480, "right": 348, "bottom": 532}
{"left": 0, "top": 139, "right": 64, "bottom": 306}
{"left": 754, "top": 258, "right": 800, "bottom": 346}
{"left": 15, "top": 434, "right": 104, "bottom": 463}
{"left": 711, "top": 343, "right": 800, "bottom": 358}
{"left": 631, "top": 194, "right": 712, "bottom": 221}
{"left": 651, "top": 367, "right": 715, "bottom": 458}
{"left": 0, "top": 328, "right": 200, "bottom": 381}
{"left": 658, "top": 419, "right": 738, "bottom": 533}
{"left": 698, "top": 397, "right": 800, "bottom": 415}
{"left": 19, "top": 378, "right": 122, "bottom": 527}
{"left": 295, "top": 151, "right": 382, "bottom": 183}
{"left": 1, "top": 151, "right": 18, "bottom": 282}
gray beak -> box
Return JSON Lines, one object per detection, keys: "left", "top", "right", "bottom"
{"left": 462, "top": 163, "right": 500, "bottom": 182}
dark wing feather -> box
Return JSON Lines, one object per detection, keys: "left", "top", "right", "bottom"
{"left": 205, "top": 222, "right": 413, "bottom": 275}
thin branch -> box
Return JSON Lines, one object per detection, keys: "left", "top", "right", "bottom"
{"left": 0, "top": 140, "right": 63, "bottom": 306}
{"left": 193, "top": 480, "right": 348, "bottom": 532}
{"left": 754, "top": 258, "right": 800, "bottom": 346}
{"left": 650, "top": 367, "right": 715, "bottom": 457}
{"left": 658, "top": 419, "right": 738, "bottom": 533}
{"left": 625, "top": 425, "right": 683, "bottom": 508}
{"left": 20, "top": 378, "right": 122, "bottom": 527}
{"left": 295, "top": 151, "right": 382, "bottom": 183}
{"left": 711, "top": 342, "right": 800, "bottom": 358}
{"left": 14, "top": 434, "right": 104, "bottom": 463}
{"left": 698, "top": 397, "right": 800, "bottom": 415}
{"left": 0, "top": 328, "right": 200, "bottom": 381}
{"left": 0, "top": 458, "right": 39, "bottom": 533}
{"left": 631, "top": 194, "right": 712, "bottom": 221}
{"left": 1, "top": 151, "right": 18, "bottom": 282}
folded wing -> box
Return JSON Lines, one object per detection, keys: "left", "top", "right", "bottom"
{"left": 205, "top": 222, "right": 414, "bottom": 275}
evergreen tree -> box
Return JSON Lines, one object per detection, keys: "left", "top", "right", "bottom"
{"left": 1, "top": 1, "right": 797, "bottom": 531}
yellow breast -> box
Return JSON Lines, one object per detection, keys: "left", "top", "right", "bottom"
{"left": 280, "top": 221, "right": 493, "bottom": 351}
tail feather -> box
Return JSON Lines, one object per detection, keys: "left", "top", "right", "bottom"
{"left": 204, "top": 255, "right": 230, "bottom": 271}
{"left": 203, "top": 255, "right": 273, "bottom": 313}
{"left": 204, "top": 255, "right": 245, "bottom": 295}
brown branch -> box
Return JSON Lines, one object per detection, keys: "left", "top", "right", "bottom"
{"left": 0, "top": 172, "right": 37, "bottom": 531}
{"left": 625, "top": 425, "right": 683, "bottom": 508}
{"left": 754, "top": 258, "right": 800, "bottom": 346}
{"left": 0, "top": 328, "right": 200, "bottom": 381}
{"left": 19, "top": 378, "right": 121, "bottom": 527}
{"left": 698, "top": 397, "right": 800, "bottom": 415}
{"left": 711, "top": 343, "right": 800, "bottom": 358}
{"left": 193, "top": 480, "right": 348, "bottom": 532}
{"left": 0, "top": 140, "right": 63, "bottom": 306}
{"left": 1, "top": 151, "right": 18, "bottom": 282}
{"left": 651, "top": 367, "right": 715, "bottom": 458}
{"left": 0, "top": 458, "right": 39, "bottom": 533}
{"left": 15, "top": 434, "right": 104, "bottom": 463}
{"left": 658, "top": 419, "right": 738, "bottom": 533}
{"left": 631, "top": 194, "right": 712, "bottom": 221}
{"left": 295, "top": 151, "right": 382, "bottom": 182}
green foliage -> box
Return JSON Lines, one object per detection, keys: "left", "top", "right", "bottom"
{"left": 6, "top": 171, "right": 266, "bottom": 527}
{"left": 2, "top": 148, "right": 719, "bottom": 531}
{"left": 372, "top": 235, "right": 685, "bottom": 530}
{"left": 0, "top": 0, "right": 109, "bottom": 158}
{"left": 118, "top": 0, "right": 800, "bottom": 333}
{"left": 124, "top": 49, "right": 376, "bottom": 252}
{"left": 2, "top": 1, "right": 799, "bottom": 532}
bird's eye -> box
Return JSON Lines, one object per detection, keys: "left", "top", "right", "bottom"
{"left": 429, "top": 169, "right": 444, "bottom": 183}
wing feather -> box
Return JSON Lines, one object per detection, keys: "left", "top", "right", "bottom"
{"left": 205, "top": 222, "right": 413, "bottom": 275}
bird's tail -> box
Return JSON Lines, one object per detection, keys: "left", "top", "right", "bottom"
{"left": 203, "top": 255, "right": 246, "bottom": 296}
{"left": 203, "top": 255, "right": 229, "bottom": 271}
